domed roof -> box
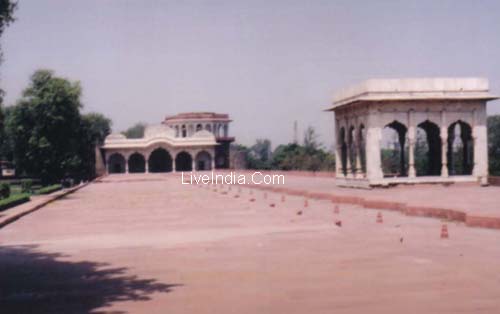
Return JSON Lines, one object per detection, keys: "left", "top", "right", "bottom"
{"left": 144, "top": 124, "right": 175, "bottom": 139}
{"left": 105, "top": 133, "right": 126, "bottom": 142}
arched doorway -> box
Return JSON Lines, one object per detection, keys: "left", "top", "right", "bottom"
{"left": 380, "top": 121, "right": 408, "bottom": 177}
{"left": 128, "top": 153, "right": 146, "bottom": 173}
{"left": 416, "top": 120, "right": 442, "bottom": 176}
{"left": 448, "top": 120, "right": 473, "bottom": 175}
{"left": 148, "top": 148, "right": 172, "bottom": 173}
{"left": 108, "top": 153, "right": 126, "bottom": 174}
{"left": 195, "top": 151, "right": 212, "bottom": 170}
{"left": 339, "top": 127, "right": 347, "bottom": 175}
{"left": 175, "top": 152, "right": 192, "bottom": 171}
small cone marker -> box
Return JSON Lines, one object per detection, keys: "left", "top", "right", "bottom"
{"left": 334, "top": 204, "right": 340, "bottom": 214}
{"left": 441, "top": 224, "right": 449, "bottom": 239}
{"left": 335, "top": 220, "right": 342, "bottom": 227}
{"left": 296, "top": 210, "right": 303, "bottom": 216}
{"left": 281, "top": 195, "right": 285, "bottom": 202}
{"left": 269, "top": 203, "right": 275, "bottom": 208}
{"left": 304, "top": 199, "right": 309, "bottom": 208}
{"left": 376, "top": 212, "right": 383, "bottom": 224}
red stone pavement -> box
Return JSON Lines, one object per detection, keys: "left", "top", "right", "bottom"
{"left": 0, "top": 173, "right": 500, "bottom": 313}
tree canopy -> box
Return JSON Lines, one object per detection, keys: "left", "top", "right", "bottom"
{"left": 123, "top": 122, "right": 146, "bottom": 138}
{"left": 4, "top": 69, "right": 111, "bottom": 183}
{"left": 236, "top": 126, "right": 335, "bottom": 171}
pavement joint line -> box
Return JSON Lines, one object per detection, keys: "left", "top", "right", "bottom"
{"left": 245, "top": 183, "right": 500, "bottom": 230}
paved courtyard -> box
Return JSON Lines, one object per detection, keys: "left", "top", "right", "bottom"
{"left": 1, "top": 174, "right": 500, "bottom": 313}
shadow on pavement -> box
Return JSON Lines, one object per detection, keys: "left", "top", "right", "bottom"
{"left": 0, "top": 245, "right": 181, "bottom": 314}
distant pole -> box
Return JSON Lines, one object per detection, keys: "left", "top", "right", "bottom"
{"left": 293, "top": 120, "right": 298, "bottom": 144}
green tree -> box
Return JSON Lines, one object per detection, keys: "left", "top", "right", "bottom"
{"left": 0, "top": 0, "right": 17, "bottom": 152}
{"left": 488, "top": 115, "right": 500, "bottom": 175}
{"left": 123, "top": 122, "right": 146, "bottom": 138}
{"left": 82, "top": 112, "right": 112, "bottom": 145}
{"left": 303, "top": 126, "right": 321, "bottom": 152}
{"left": 248, "top": 139, "right": 272, "bottom": 169}
{"left": 8, "top": 70, "right": 87, "bottom": 183}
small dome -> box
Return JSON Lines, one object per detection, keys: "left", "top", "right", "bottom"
{"left": 144, "top": 124, "right": 175, "bottom": 138}
{"left": 105, "top": 133, "right": 126, "bottom": 142}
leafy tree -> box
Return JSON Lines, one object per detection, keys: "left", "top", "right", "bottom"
{"left": 303, "top": 126, "right": 321, "bottom": 152}
{"left": 488, "top": 115, "right": 500, "bottom": 175}
{"left": 76, "top": 113, "right": 112, "bottom": 180}
{"left": 0, "top": 0, "right": 16, "bottom": 150}
{"left": 247, "top": 139, "right": 272, "bottom": 169}
{"left": 82, "top": 112, "right": 112, "bottom": 145}
{"left": 234, "top": 127, "right": 335, "bottom": 171}
{"left": 6, "top": 69, "right": 111, "bottom": 183}
{"left": 123, "top": 123, "right": 146, "bottom": 138}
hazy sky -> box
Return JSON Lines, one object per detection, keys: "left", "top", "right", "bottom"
{"left": 2, "top": 0, "right": 500, "bottom": 148}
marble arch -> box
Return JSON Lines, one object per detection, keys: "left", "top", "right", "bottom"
{"left": 327, "top": 78, "right": 497, "bottom": 188}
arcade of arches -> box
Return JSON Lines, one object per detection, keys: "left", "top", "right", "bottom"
{"left": 328, "top": 78, "right": 495, "bottom": 187}
{"left": 107, "top": 149, "right": 214, "bottom": 174}
{"left": 338, "top": 119, "right": 474, "bottom": 180}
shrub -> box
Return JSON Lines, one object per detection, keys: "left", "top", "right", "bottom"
{"left": 0, "top": 183, "right": 10, "bottom": 199}
{"left": 61, "top": 179, "right": 73, "bottom": 188}
{"left": 36, "top": 184, "right": 62, "bottom": 195}
{"left": 21, "top": 179, "right": 33, "bottom": 193}
{"left": 0, "top": 193, "right": 30, "bottom": 212}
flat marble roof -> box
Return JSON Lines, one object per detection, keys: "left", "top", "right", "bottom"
{"left": 328, "top": 77, "right": 498, "bottom": 110}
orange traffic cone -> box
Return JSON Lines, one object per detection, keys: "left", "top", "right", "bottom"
{"left": 281, "top": 195, "right": 285, "bottom": 202}
{"left": 376, "top": 212, "right": 383, "bottom": 224}
{"left": 334, "top": 204, "right": 340, "bottom": 214}
{"left": 441, "top": 224, "right": 449, "bottom": 239}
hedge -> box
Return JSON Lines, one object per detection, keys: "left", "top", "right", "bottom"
{"left": 0, "top": 193, "right": 30, "bottom": 212}
{"left": 36, "top": 184, "right": 62, "bottom": 195}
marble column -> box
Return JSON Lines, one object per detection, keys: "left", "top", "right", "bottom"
{"left": 440, "top": 127, "right": 449, "bottom": 177}
{"left": 408, "top": 110, "right": 416, "bottom": 178}
{"left": 335, "top": 144, "right": 342, "bottom": 178}
{"left": 473, "top": 127, "right": 488, "bottom": 183}
{"left": 345, "top": 143, "right": 353, "bottom": 178}
{"left": 366, "top": 126, "right": 383, "bottom": 181}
